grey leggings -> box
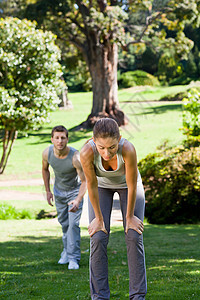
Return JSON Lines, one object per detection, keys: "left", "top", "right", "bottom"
{"left": 88, "top": 185, "right": 147, "bottom": 300}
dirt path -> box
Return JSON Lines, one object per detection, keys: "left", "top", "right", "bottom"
{"left": 0, "top": 178, "right": 43, "bottom": 187}
{"left": 0, "top": 179, "right": 123, "bottom": 226}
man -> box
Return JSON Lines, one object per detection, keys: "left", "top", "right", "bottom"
{"left": 42, "top": 125, "right": 87, "bottom": 269}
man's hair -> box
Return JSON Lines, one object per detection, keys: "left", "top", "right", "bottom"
{"left": 51, "top": 125, "right": 68, "bottom": 138}
{"left": 93, "top": 118, "right": 120, "bottom": 140}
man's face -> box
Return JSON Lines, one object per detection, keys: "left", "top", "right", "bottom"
{"left": 51, "top": 131, "right": 68, "bottom": 151}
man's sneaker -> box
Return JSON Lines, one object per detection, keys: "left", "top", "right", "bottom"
{"left": 68, "top": 260, "right": 79, "bottom": 270}
{"left": 58, "top": 249, "right": 68, "bottom": 264}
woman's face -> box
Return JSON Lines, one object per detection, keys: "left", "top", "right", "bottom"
{"left": 94, "top": 136, "right": 119, "bottom": 161}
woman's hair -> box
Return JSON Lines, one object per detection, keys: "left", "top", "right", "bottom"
{"left": 51, "top": 125, "right": 68, "bottom": 138}
{"left": 93, "top": 118, "right": 120, "bottom": 140}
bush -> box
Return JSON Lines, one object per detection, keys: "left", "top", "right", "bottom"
{"left": 181, "top": 88, "right": 200, "bottom": 137}
{"left": 0, "top": 203, "right": 32, "bottom": 220}
{"left": 159, "top": 87, "right": 200, "bottom": 102}
{"left": 118, "top": 70, "right": 160, "bottom": 88}
{"left": 160, "top": 91, "right": 188, "bottom": 101}
{"left": 138, "top": 142, "right": 200, "bottom": 224}
{"left": 157, "top": 52, "right": 183, "bottom": 83}
{"left": 169, "top": 74, "right": 193, "bottom": 86}
{"left": 118, "top": 71, "right": 137, "bottom": 88}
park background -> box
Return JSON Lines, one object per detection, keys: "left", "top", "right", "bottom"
{"left": 0, "top": 1, "right": 200, "bottom": 299}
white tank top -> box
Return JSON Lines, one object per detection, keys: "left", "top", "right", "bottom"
{"left": 89, "top": 138, "right": 142, "bottom": 189}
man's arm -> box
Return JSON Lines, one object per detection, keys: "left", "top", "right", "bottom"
{"left": 68, "top": 151, "right": 87, "bottom": 212}
{"left": 122, "top": 140, "right": 144, "bottom": 235}
{"left": 42, "top": 147, "right": 54, "bottom": 206}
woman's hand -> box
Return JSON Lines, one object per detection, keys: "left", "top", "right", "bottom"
{"left": 88, "top": 218, "right": 108, "bottom": 237}
{"left": 125, "top": 215, "right": 144, "bottom": 235}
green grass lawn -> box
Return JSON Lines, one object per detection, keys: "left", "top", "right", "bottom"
{"left": 0, "top": 185, "right": 44, "bottom": 193}
{"left": 0, "top": 220, "right": 199, "bottom": 299}
{"left": 118, "top": 85, "right": 191, "bottom": 102}
{"left": 1, "top": 86, "right": 187, "bottom": 180}
{"left": 0, "top": 85, "right": 200, "bottom": 299}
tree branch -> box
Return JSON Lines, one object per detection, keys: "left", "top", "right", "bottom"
{"left": 66, "top": 12, "right": 87, "bottom": 35}
{"left": 97, "top": 0, "right": 107, "bottom": 12}
{"left": 58, "top": 34, "right": 85, "bottom": 53}
{"left": 76, "top": 0, "right": 90, "bottom": 18}
{"left": 125, "top": 7, "right": 173, "bottom": 50}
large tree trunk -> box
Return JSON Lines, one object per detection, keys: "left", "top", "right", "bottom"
{"left": 72, "top": 42, "right": 127, "bottom": 130}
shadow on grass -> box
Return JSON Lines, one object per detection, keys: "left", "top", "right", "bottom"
{"left": 16, "top": 127, "right": 92, "bottom": 145}
{"left": 0, "top": 225, "right": 199, "bottom": 299}
{"left": 0, "top": 235, "right": 91, "bottom": 299}
{"left": 17, "top": 126, "right": 53, "bottom": 144}
{"left": 68, "top": 129, "right": 92, "bottom": 143}
{"left": 142, "top": 103, "right": 183, "bottom": 115}
{"left": 122, "top": 102, "right": 183, "bottom": 117}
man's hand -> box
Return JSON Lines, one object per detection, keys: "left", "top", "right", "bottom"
{"left": 46, "top": 191, "right": 54, "bottom": 206}
{"left": 125, "top": 215, "right": 144, "bottom": 235}
{"left": 68, "top": 199, "right": 80, "bottom": 212}
{"left": 88, "top": 218, "right": 108, "bottom": 237}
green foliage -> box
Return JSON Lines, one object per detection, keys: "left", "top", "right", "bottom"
{"left": 168, "top": 74, "right": 193, "bottom": 86}
{"left": 119, "top": 70, "right": 160, "bottom": 88}
{"left": 157, "top": 52, "right": 183, "bottom": 83}
{"left": 0, "top": 203, "right": 32, "bottom": 219}
{"left": 185, "top": 52, "right": 198, "bottom": 78}
{"left": 139, "top": 142, "right": 200, "bottom": 224}
{"left": 139, "top": 46, "right": 159, "bottom": 74}
{"left": 118, "top": 71, "right": 136, "bottom": 88}
{"left": 65, "top": 60, "right": 92, "bottom": 92}
{"left": 181, "top": 88, "right": 200, "bottom": 137}
{"left": 86, "top": 7, "right": 128, "bottom": 45}
{"left": 19, "top": 0, "right": 199, "bottom": 90}
{"left": 0, "top": 17, "right": 64, "bottom": 132}
{"left": 159, "top": 90, "right": 188, "bottom": 101}
{"left": 159, "top": 87, "right": 200, "bottom": 101}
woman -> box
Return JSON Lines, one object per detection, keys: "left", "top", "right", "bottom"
{"left": 80, "top": 118, "right": 147, "bottom": 300}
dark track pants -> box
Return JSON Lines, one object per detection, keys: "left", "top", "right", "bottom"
{"left": 88, "top": 185, "right": 147, "bottom": 300}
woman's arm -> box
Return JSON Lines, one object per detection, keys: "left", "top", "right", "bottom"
{"left": 122, "top": 140, "right": 144, "bottom": 235}
{"left": 80, "top": 143, "right": 107, "bottom": 236}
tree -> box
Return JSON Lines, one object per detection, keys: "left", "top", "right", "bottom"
{"left": 0, "top": 17, "right": 64, "bottom": 174}
{"left": 2, "top": 0, "right": 200, "bottom": 128}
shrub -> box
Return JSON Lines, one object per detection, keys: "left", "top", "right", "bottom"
{"left": 169, "top": 74, "right": 193, "bottom": 86}
{"left": 0, "top": 203, "right": 32, "bottom": 220}
{"left": 159, "top": 87, "right": 200, "bottom": 102}
{"left": 118, "top": 70, "right": 160, "bottom": 88}
{"left": 138, "top": 142, "right": 200, "bottom": 224}
{"left": 160, "top": 91, "right": 188, "bottom": 101}
{"left": 181, "top": 88, "right": 200, "bottom": 137}
{"left": 157, "top": 52, "right": 183, "bottom": 83}
{"left": 118, "top": 71, "right": 137, "bottom": 88}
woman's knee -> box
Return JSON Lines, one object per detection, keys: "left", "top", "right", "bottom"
{"left": 91, "top": 230, "right": 109, "bottom": 246}
{"left": 126, "top": 228, "right": 142, "bottom": 244}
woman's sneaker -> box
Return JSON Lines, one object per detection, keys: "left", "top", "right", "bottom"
{"left": 58, "top": 249, "right": 68, "bottom": 264}
{"left": 68, "top": 260, "right": 79, "bottom": 270}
